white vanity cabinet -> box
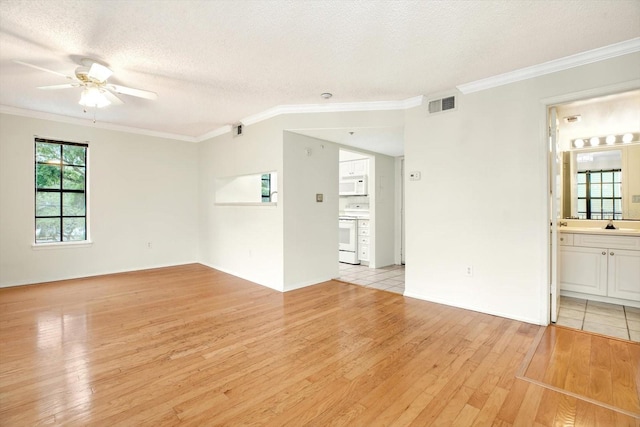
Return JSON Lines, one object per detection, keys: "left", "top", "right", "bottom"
{"left": 560, "top": 232, "right": 640, "bottom": 302}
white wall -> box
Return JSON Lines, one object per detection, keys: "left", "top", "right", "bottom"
{"left": 197, "top": 118, "right": 285, "bottom": 290}
{"left": 370, "top": 151, "right": 396, "bottom": 268}
{"left": 0, "top": 113, "right": 198, "bottom": 287}
{"left": 283, "top": 132, "right": 339, "bottom": 290}
{"left": 403, "top": 52, "right": 640, "bottom": 325}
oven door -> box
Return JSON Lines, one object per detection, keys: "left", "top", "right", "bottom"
{"left": 339, "top": 219, "right": 357, "bottom": 251}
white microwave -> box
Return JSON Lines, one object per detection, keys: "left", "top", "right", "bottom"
{"left": 339, "top": 176, "right": 368, "bottom": 196}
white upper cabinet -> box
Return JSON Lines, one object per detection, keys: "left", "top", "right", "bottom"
{"left": 340, "top": 159, "right": 369, "bottom": 178}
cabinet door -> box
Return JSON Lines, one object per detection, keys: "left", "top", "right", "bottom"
{"left": 339, "top": 161, "right": 353, "bottom": 178}
{"left": 560, "top": 246, "right": 608, "bottom": 296}
{"left": 607, "top": 249, "right": 640, "bottom": 301}
{"left": 353, "top": 159, "right": 368, "bottom": 176}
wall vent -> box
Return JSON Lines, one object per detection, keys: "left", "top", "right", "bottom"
{"left": 428, "top": 95, "right": 456, "bottom": 114}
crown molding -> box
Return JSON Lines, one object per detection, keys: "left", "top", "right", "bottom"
{"left": 196, "top": 125, "right": 233, "bottom": 141}
{"left": 457, "top": 38, "right": 640, "bottom": 95}
{"left": 3, "top": 97, "right": 425, "bottom": 144}
{"left": 196, "top": 95, "right": 424, "bottom": 142}
{"left": 0, "top": 105, "right": 198, "bottom": 142}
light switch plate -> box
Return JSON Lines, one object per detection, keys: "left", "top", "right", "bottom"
{"left": 632, "top": 195, "right": 640, "bottom": 203}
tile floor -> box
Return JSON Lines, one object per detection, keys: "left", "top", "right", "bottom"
{"left": 337, "top": 263, "right": 405, "bottom": 295}
{"left": 557, "top": 296, "right": 640, "bottom": 342}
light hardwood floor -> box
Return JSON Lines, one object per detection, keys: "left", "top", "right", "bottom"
{"left": 1, "top": 264, "right": 638, "bottom": 426}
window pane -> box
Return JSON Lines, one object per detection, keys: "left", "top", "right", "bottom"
{"left": 613, "top": 183, "right": 621, "bottom": 196}
{"left": 36, "top": 218, "right": 60, "bottom": 242}
{"left": 36, "top": 142, "right": 61, "bottom": 163}
{"left": 577, "top": 184, "right": 586, "bottom": 197}
{"left": 590, "top": 184, "right": 601, "bottom": 197}
{"left": 591, "top": 173, "right": 601, "bottom": 183}
{"left": 577, "top": 199, "right": 586, "bottom": 213}
{"left": 62, "top": 145, "right": 86, "bottom": 166}
{"left": 36, "top": 192, "right": 60, "bottom": 216}
{"left": 602, "top": 183, "right": 613, "bottom": 198}
{"left": 577, "top": 173, "right": 586, "bottom": 184}
{"left": 591, "top": 199, "right": 601, "bottom": 213}
{"left": 36, "top": 164, "right": 61, "bottom": 189}
{"left": 614, "top": 199, "right": 622, "bottom": 213}
{"left": 601, "top": 172, "right": 613, "bottom": 183}
{"left": 63, "top": 166, "right": 85, "bottom": 190}
{"left": 63, "top": 218, "right": 85, "bottom": 241}
{"left": 602, "top": 199, "right": 613, "bottom": 214}
{"left": 63, "top": 193, "right": 85, "bottom": 216}
{"left": 613, "top": 171, "right": 621, "bottom": 182}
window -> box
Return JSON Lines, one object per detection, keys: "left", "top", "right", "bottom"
{"left": 576, "top": 169, "right": 622, "bottom": 220}
{"left": 261, "top": 173, "right": 271, "bottom": 202}
{"left": 35, "top": 138, "right": 88, "bottom": 243}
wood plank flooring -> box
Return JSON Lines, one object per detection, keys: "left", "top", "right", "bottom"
{"left": 520, "top": 325, "right": 640, "bottom": 418}
{"left": 1, "top": 264, "right": 638, "bottom": 426}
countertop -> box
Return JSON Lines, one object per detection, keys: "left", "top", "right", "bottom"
{"left": 559, "top": 227, "right": 640, "bottom": 237}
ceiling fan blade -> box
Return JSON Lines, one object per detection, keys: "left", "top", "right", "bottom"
{"left": 13, "top": 60, "right": 74, "bottom": 80}
{"left": 37, "top": 83, "right": 79, "bottom": 90}
{"left": 106, "top": 84, "right": 158, "bottom": 100}
{"left": 102, "top": 90, "right": 124, "bottom": 105}
{"left": 88, "top": 63, "right": 113, "bottom": 83}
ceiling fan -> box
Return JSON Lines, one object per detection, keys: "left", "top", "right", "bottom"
{"left": 14, "top": 58, "right": 158, "bottom": 108}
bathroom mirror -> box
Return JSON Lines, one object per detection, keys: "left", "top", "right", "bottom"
{"left": 562, "top": 145, "right": 640, "bottom": 220}
{"left": 215, "top": 172, "right": 278, "bottom": 205}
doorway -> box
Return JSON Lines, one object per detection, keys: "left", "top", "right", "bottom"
{"left": 547, "top": 87, "right": 640, "bottom": 342}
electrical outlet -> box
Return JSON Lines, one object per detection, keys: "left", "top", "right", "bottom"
{"left": 147, "top": 242, "right": 152, "bottom": 249}
{"left": 465, "top": 265, "right": 473, "bottom": 277}
{"left": 409, "top": 171, "right": 421, "bottom": 181}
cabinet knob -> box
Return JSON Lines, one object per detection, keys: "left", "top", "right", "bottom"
{"left": 602, "top": 251, "right": 606, "bottom": 255}
{"left": 610, "top": 252, "right": 614, "bottom": 256}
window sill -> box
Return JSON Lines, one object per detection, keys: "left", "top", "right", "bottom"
{"left": 32, "top": 241, "right": 94, "bottom": 250}
{"left": 215, "top": 202, "right": 277, "bottom": 207}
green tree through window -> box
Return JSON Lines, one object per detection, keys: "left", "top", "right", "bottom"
{"left": 35, "top": 138, "right": 88, "bottom": 243}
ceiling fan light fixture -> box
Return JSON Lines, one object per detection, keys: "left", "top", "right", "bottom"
{"left": 79, "top": 87, "right": 110, "bottom": 108}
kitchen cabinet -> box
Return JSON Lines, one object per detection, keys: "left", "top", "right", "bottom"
{"left": 340, "top": 159, "right": 369, "bottom": 179}
{"left": 358, "top": 219, "right": 370, "bottom": 262}
{"left": 560, "top": 232, "right": 640, "bottom": 302}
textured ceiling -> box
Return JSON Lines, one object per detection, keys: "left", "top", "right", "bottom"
{"left": 1, "top": 0, "right": 639, "bottom": 150}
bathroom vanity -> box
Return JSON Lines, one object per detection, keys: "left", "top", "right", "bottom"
{"left": 559, "top": 228, "right": 640, "bottom": 306}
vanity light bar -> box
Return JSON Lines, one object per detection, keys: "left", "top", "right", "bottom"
{"left": 572, "top": 132, "right": 638, "bottom": 148}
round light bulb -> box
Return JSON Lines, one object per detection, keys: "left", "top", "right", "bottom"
{"left": 605, "top": 135, "right": 616, "bottom": 145}
{"left": 622, "top": 133, "right": 633, "bottom": 143}
{"left": 589, "top": 137, "right": 600, "bottom": 146}
{"left": 574, "top": 138, "right": 584, "bottom": 148}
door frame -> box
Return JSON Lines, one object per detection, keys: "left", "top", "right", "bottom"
{"left": 540, "top": 79, "right": 640, "bottom": 324}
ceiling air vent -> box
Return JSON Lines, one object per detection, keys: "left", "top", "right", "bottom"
{"left": 428, "top": 95, "right": 456, "bottom": 114}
